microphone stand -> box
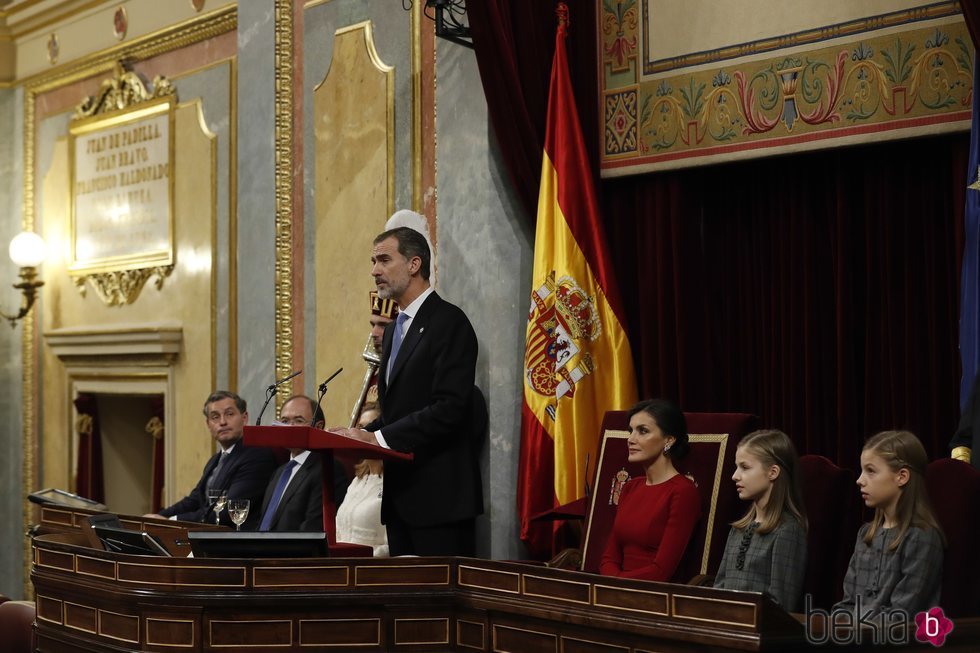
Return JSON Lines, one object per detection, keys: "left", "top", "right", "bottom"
{"left": 255, "top": 369, "right": 303, "bottom": 425}
{"left": 313, "top": 368, "right": 343, "bottom": 428}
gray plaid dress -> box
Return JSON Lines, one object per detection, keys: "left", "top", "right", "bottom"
{"left": 833, "top": 523, "right": 943, "bottom": 617}
{"left": 713, "top": 516, "right": 807, "bottom": 611}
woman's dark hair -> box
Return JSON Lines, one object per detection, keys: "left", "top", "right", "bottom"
{"left": 628, "top": 398, "right": 690, "bottom": 459}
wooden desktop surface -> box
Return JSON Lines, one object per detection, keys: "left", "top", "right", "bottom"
{"left": 30, "top": 507, "right": 978, "bottom": 652}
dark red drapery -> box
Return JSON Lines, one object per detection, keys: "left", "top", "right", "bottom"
{"left": 74, "top": 393, "right": 105, "bottom": 503}
{"left": 468, "top": 0, "right": 599, "bottom": 220}
{"left": 469, "top": 1, "right": 967, "bottom": 466}
{"left": 604, "top": 134, "right": 968, "bottom": 466}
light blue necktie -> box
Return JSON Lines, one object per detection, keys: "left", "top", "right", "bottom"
{"left": 259, "top": 459, "right": 297, "bottom": 531}
{"left": 386, "top": 312, "right": 409, "bottom": 379}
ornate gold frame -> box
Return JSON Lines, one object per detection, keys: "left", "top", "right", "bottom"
{"left": 273, "top": 0, "right": 293, "bottom": 409}
{"left": 20, "top": 4, "right": 237, "bottom": 599}
{"left": 68, "top": 71, "right": 177, "bottom": 306}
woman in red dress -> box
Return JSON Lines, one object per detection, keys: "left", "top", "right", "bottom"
{"left": 600, "top": 399, "right": 701, "bottom": 582}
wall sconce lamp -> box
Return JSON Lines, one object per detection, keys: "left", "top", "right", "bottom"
{"left": 402, "top": 0, "right": 472, "bottom": 49}
{"left": 1, "top": 231, "right": 46, "bottom": 328}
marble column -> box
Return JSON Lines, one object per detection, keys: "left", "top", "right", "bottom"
{"left": 0, "top": 86, "right": 26, "bottom": 598}
{"left": 436, "top": 41, "right": 533, "bottom": 560}
{"left": 236, "top": 0, "right": 277, "bottom": 406}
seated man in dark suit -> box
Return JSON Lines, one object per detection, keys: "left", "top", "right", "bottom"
{"left": 145, "top": 390, "right": 277, "bottom": 529}
{"left": 256, "top": 395, "right": 348, "bottom": 531}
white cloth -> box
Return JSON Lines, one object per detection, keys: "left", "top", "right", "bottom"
{"left": 335, "top": 474, "right": 388, "bottom": 557}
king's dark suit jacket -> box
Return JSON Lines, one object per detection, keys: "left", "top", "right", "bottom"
{"left": 159, "top": 442, "right": 277, "bottom": 529}
{"left": 365, "top": 291, "right": 484, "bottom": 528}
{"left": 257, "top": 453, "right": 350, "bottom": 531}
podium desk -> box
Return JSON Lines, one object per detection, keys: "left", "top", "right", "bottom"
{"left": 33, "top": 505, "right": 372, "bottom": 559}
{"left": 244, "top": 425, "right": 412, "bottom": 542}
{"left": 30, "top": 531, "right": 979, "bottom": 652}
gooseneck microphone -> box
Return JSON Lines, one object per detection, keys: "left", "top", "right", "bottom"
{"left": 255, "top": 369, "right": 303, "bottom": 425}
{"left": 313, "top": 368, "right": 343, "bottom": 429}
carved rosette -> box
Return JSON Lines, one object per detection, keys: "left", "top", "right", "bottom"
{"left": 73, "top": 266, "right": 174, "bottom": 307}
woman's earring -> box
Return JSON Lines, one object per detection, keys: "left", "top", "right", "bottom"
{"left": 664, "top": 443, "right": 672, "bottom": 453}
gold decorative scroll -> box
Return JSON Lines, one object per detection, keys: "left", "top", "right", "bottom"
{"left": 68, "top": 63, "right": 177, "bottom": 305}
{"left": 71, "top": 266, "right": 175, "bottom": 306}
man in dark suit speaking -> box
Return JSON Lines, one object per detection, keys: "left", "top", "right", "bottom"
{"left": 342, "top": 226, "right": 483, "bottom": 556}
{"left": 146, "top": 391, "right": 277, "bottom": 529}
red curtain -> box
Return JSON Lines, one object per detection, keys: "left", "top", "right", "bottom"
{"left": 961, "top": 0, "right": 980, "bottom": 47}
{"left": 149, "top": 396, "right": 165, "bottom": 513}
{"left": 468, "top": 0, "right": 599, "bottom": 219}
{"left": 74, "top": 394, "right": 105, "bottom": 503}
{"left": 469, "top": 1, "right": 968, "bottom": 465}
{"left": 604, "top": 134, "right": 968, "bottom": 466}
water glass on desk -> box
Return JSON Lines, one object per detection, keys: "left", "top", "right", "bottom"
{"left": 207, "top": 489, "right": 228, "bottom": 525}
{"left": 227, "top": 499, "right": 249, "bottom": 531}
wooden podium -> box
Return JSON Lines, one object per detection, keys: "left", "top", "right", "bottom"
{"left": 243, "top": 425, "right": 412, "bottom": 542}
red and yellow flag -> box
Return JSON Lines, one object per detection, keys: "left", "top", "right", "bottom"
{"left": 518, "top": 2, "right": 638, "bottom": 555}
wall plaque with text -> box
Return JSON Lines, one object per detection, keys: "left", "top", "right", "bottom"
{"left": 68, "top": 68, "right": 176, "bottom": 306}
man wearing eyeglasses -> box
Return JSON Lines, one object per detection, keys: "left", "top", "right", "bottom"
{"left": 145, "top": 390, "right": 277, "bottom": 529}
{"left": 255, "top": 395, "right": 349, "bottom": 532}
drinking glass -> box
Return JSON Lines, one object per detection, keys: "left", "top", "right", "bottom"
{"left": 208, "top": 489, "right": 228, "bottom": 525}
{"left": 227, "top": 499, "right": 250, "bottom": 531}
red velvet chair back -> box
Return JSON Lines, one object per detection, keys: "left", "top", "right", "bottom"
{"left": 0, "top": 600, "right": 36, "bottom": 653}
{"left": 925, "top": 458, "right": 980, "bottom": 617}
{"left": 580, "top": 410, "right": 758, "bottom": 581}
{"left": 799, "top": 455, "right": 859, "bottom": 609}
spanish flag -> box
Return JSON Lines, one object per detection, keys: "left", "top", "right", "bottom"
{"left": 518, "top": 3, "right": 638, "bottom": 555}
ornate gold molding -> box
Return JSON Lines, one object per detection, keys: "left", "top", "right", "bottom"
{"left": 72, "top": 266, "right": 175, "bottom": 307}
{"left": 20, "top": 3, "right": 237, "bottom": 599}
{"left": 273, "top": 0, "right": 294, "bottom": 410}
{"left": 68, "top": 64, "right": 177, "bottom": 306}
{"left": 74, "top": 64, "right": 175, "bottom": 118}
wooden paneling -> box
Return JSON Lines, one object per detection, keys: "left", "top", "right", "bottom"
{"left": 29, "top": 512, "right": 980, "bottom": 653}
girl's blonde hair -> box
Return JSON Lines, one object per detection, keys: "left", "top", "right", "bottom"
{"left": 862, "top": 430, "right": 944, "bottom": 551}
{"left": 732, "top": 429, "right": 808, "bottom": 534}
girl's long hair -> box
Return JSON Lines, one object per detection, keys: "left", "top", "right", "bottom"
{"left": 862, "top": 430, "right": 945, "bottom": 550}
{"left": 732, "top": 429, "right": 808, "bottom": 534}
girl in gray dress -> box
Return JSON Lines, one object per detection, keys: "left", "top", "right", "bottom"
{"left": 714, "top": 429, "right": 808, "bottom": 610}
{"left": 834, "top": 431, "right": 945, "bottom": 618}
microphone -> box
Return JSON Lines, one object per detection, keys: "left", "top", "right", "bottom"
{"left": 255, "top": 369, "right": 303, "bottom": 426}
{"left": 268, "top": 369, "right": 302, "bottom": 393}
{"left": 314, "top": 368, "right": 343, "bottom": 428}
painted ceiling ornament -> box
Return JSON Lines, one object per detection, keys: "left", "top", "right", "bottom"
{"left": 113, "top": 6, "right": 128, "bottom": 41}
{"left": 524, "top": 271, "right": 601, "bottom": 421}
{"left": 47, "top": 33, "right": 59, "bottom": 65}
